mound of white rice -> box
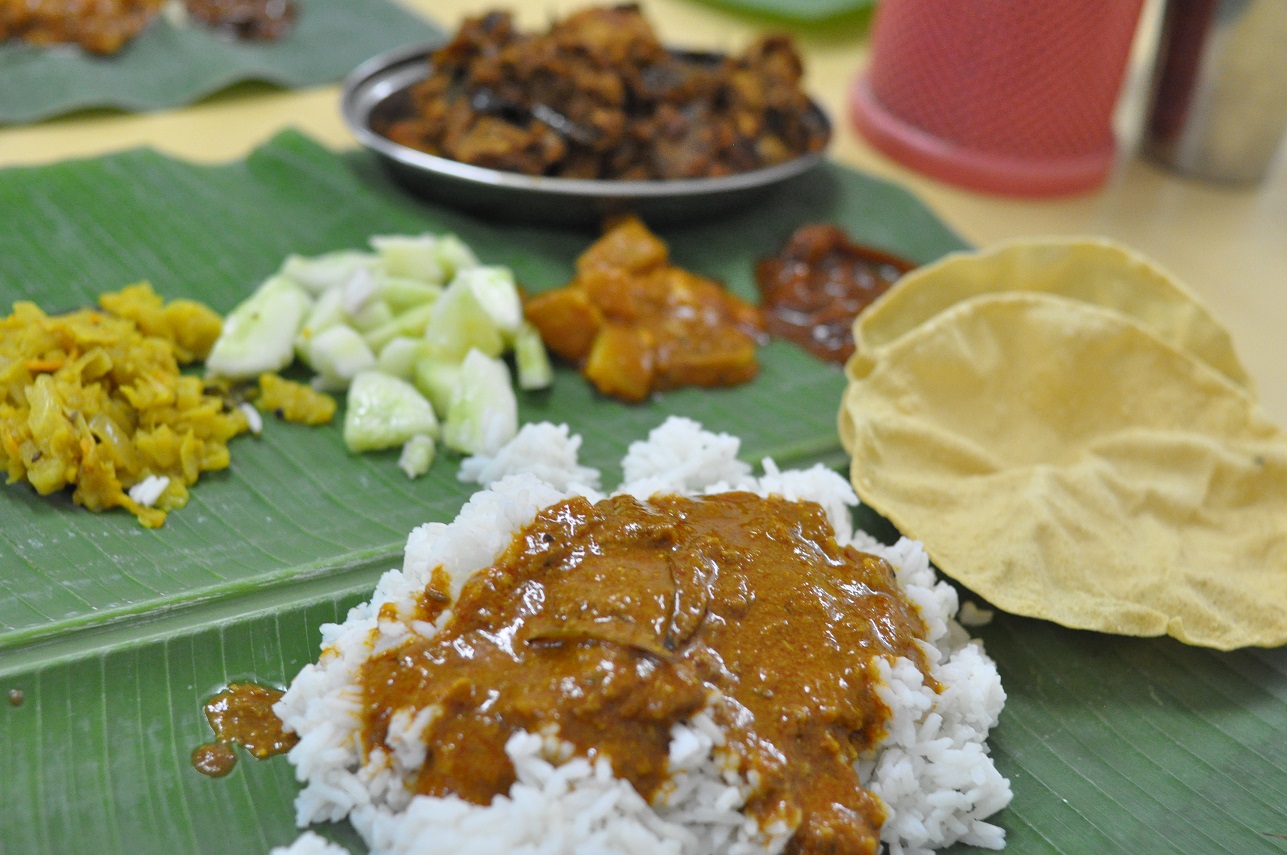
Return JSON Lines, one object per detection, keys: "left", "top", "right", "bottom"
{"left": 273, "top": 417, "right": 1011, "bottom": 855}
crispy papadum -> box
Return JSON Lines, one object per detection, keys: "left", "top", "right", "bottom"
{"left": 841, "top": 290, "right": 1286, "bottom": 650}
{"left": 849, "top": 237, "right": 1253, "bottom": 391}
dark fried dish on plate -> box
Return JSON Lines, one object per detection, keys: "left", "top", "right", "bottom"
{"left": 380, "top": 3, "right": 830, "bottom": 181}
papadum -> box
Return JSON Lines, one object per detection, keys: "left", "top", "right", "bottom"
{"left": 840, "top": 256, "right": 1286, "bottom": 650}
{"left": 849, "top": 237, "right": 1253, "bottom": 391}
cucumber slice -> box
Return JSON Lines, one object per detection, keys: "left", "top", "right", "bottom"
{"left": 513, "top": 320, "right": 554, "bottom": 390}
{"left": 280, "top": 250, "right": 377, "bottom": 296}
{"left": 452, "top": 266, "right": 523, "bottom": 337}
{"left": 364, "top": 302, "right": 436, "bottom": 354}
{"left": 344, "top": 371, "right": 440, "bottom": 453}
{"left": 412, "top": 355, "right": 462, "bottom": 415}
{"left": 423, "top": 279, "right": 504, "bottom": 361}
{"left": 307, "top": 325, "right": 376, "bottom": 390}
{"left": 398, "top": 434, "right": 437, "bottom": 479}
{"left": 370, "top": 234, "right": 448, "bottom": 284}
{"left": 295, "top": 286, "right": 347, "bottom": 363}
{"left": 442, "top": 349, "right": 518, "bottom": 455}
{"left": 339, "top": 267, "right": 381, "bottom": 317}
{"left": 206, "top": 275, "right": 312, "bottom": 380}
{"left": 434, "top": 233, "right": 480, "bottom": 280}
{"left": 348, "top": 297, "right": 394, "bottom": 334}
{"left": 380, "top": 276, "right": 442, "bottom": 312}
{"left": 375, "top": 336, "right": 424, "bottom": 380}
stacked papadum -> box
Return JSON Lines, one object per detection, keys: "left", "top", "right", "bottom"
{"left": 839, "top": 238, "right": 1286, "bottom": 650}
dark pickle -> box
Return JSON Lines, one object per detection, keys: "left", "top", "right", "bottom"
{"left": 756, "top": 224, "right": 916, "bottom": 363}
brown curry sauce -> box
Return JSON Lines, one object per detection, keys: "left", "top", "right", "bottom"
{"left": 191, "top": 682, "right": 298, "bottom": 778}
{"left": 358, "top": 492, "right": 934, "bottom": 854}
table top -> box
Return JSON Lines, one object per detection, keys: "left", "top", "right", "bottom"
{"left": 3, "top": 0, "right": 1283, "bottom": 423}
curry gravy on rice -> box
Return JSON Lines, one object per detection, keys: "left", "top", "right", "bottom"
{"left": 357, "top": 491, "right": 934, "bottom": 854}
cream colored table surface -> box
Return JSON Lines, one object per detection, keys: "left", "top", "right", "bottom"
{"left": 3, "top": 0, "right": 1284, "bottom": 423}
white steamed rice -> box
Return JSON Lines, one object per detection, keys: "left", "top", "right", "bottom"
{"left": 273, "top": 416, "right": 1011, "bottom": 855}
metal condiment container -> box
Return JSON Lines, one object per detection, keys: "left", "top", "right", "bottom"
{"left": 1144, "top": 0, "right": 1287, "bottom": 184}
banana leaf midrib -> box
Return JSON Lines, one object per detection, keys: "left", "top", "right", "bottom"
{"left": 0, "top": 551, "right": 389, "bottom": 680}
{"left": 0, "top": 541, "right": 402, "bottom": 657}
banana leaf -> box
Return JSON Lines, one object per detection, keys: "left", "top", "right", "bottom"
{"left": 0, "top": 132, "right": 1283, "bottom": 855}
{"left": 693, "top": 0, "right": 876, "bottom": 23}
{"left": 0, "top": 0, "right": 439, "bottom": 125}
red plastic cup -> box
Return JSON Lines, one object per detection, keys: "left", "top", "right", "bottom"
{"left": 850, "top": 0, "right": 1146, "bottom": 197}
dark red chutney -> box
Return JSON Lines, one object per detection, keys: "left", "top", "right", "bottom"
{"left": 755, "top": 224, "right": 915, "bottom": 363}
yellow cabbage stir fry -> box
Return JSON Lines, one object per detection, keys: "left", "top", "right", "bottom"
{"left": 0, "top": 283, "right": 242, "bottom": 528}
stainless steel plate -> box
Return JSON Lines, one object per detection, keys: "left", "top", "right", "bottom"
{"left": 340, "top": 42, "right": 832, "bottom": 226}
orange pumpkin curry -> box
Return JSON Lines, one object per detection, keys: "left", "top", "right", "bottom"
{"left": 357, "top": 491, "right": 934, "bottom": 854}
{"left": 524, "top": 216, "right": 764, "bottom": 402}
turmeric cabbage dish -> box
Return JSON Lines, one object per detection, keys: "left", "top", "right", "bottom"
{"left": 1, "top": 282, "right": 243, "bottom": 528}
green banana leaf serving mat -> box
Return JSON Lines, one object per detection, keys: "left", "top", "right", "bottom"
{"left": 0, "top": 0, "right": 439, "bottom": 125}
{"left": 1, "top": 132, "right": 1283, "bottom": 854}
{"left": 692, "top": 0, "right": 875, "bottom": 23}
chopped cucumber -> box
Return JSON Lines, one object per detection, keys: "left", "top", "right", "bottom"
{"left": 442, "top": 350, "right": 518, "bottom": 455}
{"left": 213, "top": 232, "right": 548, "bottom": 473}
{"left": 206, "top": 275, "right": 312, "bottom": 380}
{"left": 412, "top": 355, "right": 462, "bottom": 415}
{"left": 433, "top": 233, "right": 480, "bottom": 279}
{"left": 308, "top": 325, "right": 376, "bottom": 390}
{"left": 513, "top": 320, "right": 554, "bottom": 390}
{"left": 280, "top": 250, "right": 377, "bottom": 296}
{"left": 295, "top": 285, "right": 348, "bottom": 363}
{"left": 380, "top": 276, "right": 442, "bottom": 312}
{"left": 370, "top": 234, "right": 448, "bottom": 284}
{"left": 452, "top": 266, "right": 523, "bottom": 337}
{"left": 423, "top": 278, "right": 505, "bottom": 361}
{"left": 348, "top": 297, "right": 394, "bottom": 334}
{"left": 343, "top": 370, "right": 440, "bottom": 453}
{"left": 364, "top": 302, "right": 436, "bottom": 354}
{"left": 375, "top": 336, "right": 424, "bottom": 380}
{"left": 398, "top": 434, "right": 437, "bottom": 479}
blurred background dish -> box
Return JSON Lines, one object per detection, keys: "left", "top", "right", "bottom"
{"left": 341, "top": 41, "right": 832, "bottom": 226}
{"left": 0, "top": 0, "right": 439, "bottom": 125}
